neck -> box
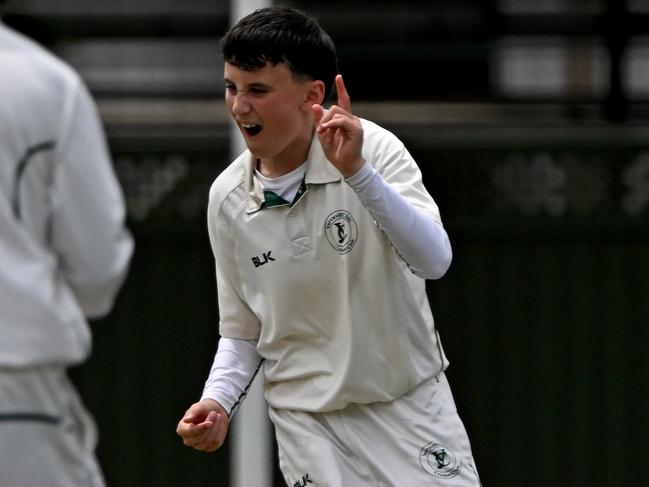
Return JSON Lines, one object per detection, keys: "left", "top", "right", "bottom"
{"left": 257, "top": 145, "right": 311, "bottom": 179}
{"left": 258, "top": 130, "right": 314, "bottom": 178}
{"left": 257, "top": 159, "right": 304, "bottom": 179}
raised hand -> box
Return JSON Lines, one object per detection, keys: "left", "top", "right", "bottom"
{"left": 312, "top": 75, "right": 365, "bottom": 178}
{"left": 176, "top": 399, "right": 229, "bottom": 452}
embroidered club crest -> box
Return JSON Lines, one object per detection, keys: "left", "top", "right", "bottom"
{"left": 419, "top": 441, "right": 462, "bottom": 479}
{"left": 324, "top": 210, "right": 358, "bottom": 255}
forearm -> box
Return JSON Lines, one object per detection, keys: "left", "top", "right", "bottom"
{"left": 201, "top": 337, "right": 263, "bottom": 416}
{"left": 346, "top": 162, "right": 452, "bottom": 279}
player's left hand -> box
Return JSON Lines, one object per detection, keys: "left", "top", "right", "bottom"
{"left": 312, "top": 74, "right": 365, "bottom": 178}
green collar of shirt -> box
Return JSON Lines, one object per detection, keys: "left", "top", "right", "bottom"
{"left": 245, "top": 136, "right": 342, "bottom": 214}
{"left": 262, "top": 178, "right": 308, "bottom": 209}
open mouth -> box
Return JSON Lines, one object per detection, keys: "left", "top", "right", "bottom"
{"left": 241, "top": 123, "right": 262, "bottom": 137}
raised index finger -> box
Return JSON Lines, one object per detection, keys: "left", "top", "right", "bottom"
{"left": 335, "top": 74, "right": 352, "bottom": 113}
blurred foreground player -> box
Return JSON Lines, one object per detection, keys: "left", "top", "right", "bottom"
{"left": 0, "top": 16, "right": 133, "bottom": 487}
{"left": 177, "top": 6, "right": 480, "bottom": 486}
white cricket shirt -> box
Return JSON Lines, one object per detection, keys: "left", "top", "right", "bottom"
{"left": 0, "top": 22, "right": 133, "bottom": 367}
{"left": 208, "top": 118, "right": 449, "bottom": 412}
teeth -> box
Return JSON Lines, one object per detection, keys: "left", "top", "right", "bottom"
{"left": 241, "top": 123, "right": 262, "bottom": 136}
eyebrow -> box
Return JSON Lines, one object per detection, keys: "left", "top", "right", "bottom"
{"left": 224, "top": 78, "right": 272, "bottom": 90}
{"left": 223, "top": 78, "right": 271, "bottom": 88}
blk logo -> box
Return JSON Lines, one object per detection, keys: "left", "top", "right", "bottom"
{"left": 293, "top": 473, "right": 313, "bottom": 487}
{"left": 252, "top": 251, "right": 275, "bottom": 268}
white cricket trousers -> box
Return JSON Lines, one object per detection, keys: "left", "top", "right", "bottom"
{"left": 269, "top": 372, "right": 481, "bottom": 487}
{"left": 0, "top": 366, "right": 105, "bottom": 487}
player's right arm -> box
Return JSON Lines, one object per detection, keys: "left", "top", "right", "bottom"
{"left": 180, "top": 173, "right": 263, "bottom": 453}
{"left": 176, "top": 399, "right": 229, "bottom": 452}
{"left": 177, "top": 337, "right": 262, "bottom": 452}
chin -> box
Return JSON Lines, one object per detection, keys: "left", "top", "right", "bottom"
{"left": 246, "top": 143, "right": 277, "bottom": 161}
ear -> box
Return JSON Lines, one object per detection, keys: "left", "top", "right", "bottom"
{"left": 301, "top": 80, "right": 325, "bottom": 110}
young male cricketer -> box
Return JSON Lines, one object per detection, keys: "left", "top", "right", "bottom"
{"left": 177, "top": 6, "right": 481, "bottom": 486}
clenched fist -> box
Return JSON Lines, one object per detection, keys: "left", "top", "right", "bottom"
{"left": 176, "top": 399, "right": 229, "bottom": 453}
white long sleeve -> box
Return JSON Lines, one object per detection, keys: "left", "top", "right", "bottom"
{"left": 346, "top": 162, "right": 452, "bottom": 279}
{"left": 201, "top": 337, "right": 263, "bottom": 416}
{"left": 50, "top": 78, "right": 133, "bottom": 318}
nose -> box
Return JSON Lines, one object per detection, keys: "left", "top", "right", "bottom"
{"left": 231, "top": 93, "right": 251, "bottom": 116}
